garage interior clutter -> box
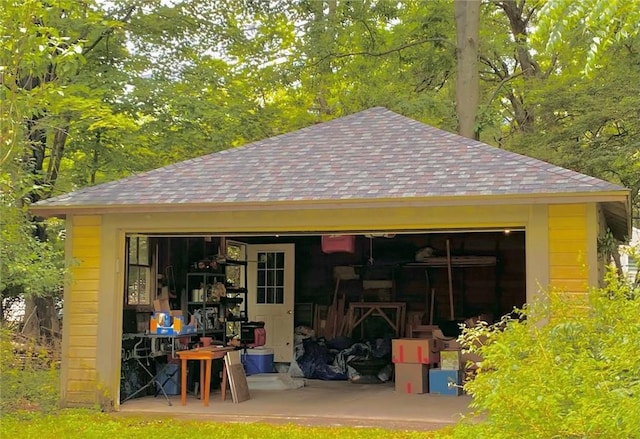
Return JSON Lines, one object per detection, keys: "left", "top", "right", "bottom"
{"left": 120, "top": 230, "right": 525, "bottom": 402}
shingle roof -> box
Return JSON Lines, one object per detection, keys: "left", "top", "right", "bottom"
{"left": 34, "top": 107, "right": 626, "bottom": 209}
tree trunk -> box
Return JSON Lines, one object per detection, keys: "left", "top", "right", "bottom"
{"left": 311, "top": 0, "right": 338, "bottom": 117}
{"left": 497, "top": 0, "right": 540, "bottom": 133}
{"left": 22, "top": 294, "right": 60, "bottom": 339}
{"left": 454, "top": 0, "right": 481, "bottom": 139}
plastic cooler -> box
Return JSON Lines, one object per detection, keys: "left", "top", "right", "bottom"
{"left": 241, "top": 348, "right": 274, "bottom": 375}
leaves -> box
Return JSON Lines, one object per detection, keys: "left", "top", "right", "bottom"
{"left": 460, "top": 268, "right": 640, "bottom": 437}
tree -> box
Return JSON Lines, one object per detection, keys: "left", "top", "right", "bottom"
{"left": 0, "top": 0, "right": 139, "bottom": 335}
{"left": 454, "top": 0, "right": 480, "bottom": 139}
{"left": 534, "top": 0, "right": 640, "bottom": 73}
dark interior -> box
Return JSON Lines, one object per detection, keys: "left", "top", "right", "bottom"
{"left": 126, "top": 230, "right": 526, "bottom": 339}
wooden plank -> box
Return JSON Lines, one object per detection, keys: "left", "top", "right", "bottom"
{"left": 67, "top": 336, "right": 98, "bottom": 347}
{"left": 445, "top": 239, "right": 454, "bottom": 320}
{"left": 72, "top": 226, "right": 102, "bottom": 238}
{"left": 72, "top": 215, "right": 102, "bottom": 226}
{"left": 228, "top": 363, "right": 250, "bottom": 403}
{"left": 550, "top": 265, "right": 587, "bottom": 280}
{"left": 224, "top": 354, "right": 236, "bottom": 402}
{"left": 72, "top": 256, "right": 101, "bottom": 269}
{"left": 224, "top": 354, "right": 250, "bottom": 403}
{"left": 548, "top": 204, "right": 587, "bottom": 217}
{"left": 70, "top": 268, "right": 100, "bottom": 281}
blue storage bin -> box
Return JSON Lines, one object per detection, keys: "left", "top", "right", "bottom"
{"left": 157, "top": 363, "right": 181, "bottom": 395}
{"left": 428, "top": 368, "right": 463, "bottom": 396}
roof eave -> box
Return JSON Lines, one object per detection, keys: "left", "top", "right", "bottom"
{"left": 30, "top": 190, "right": 630, "bottom": 220}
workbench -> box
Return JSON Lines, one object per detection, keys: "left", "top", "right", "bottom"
{"left": 175, "top": 346, "right": 235, "bottom": 406}
{"left": 343, "top": 302, "right": 406, "bottom": 338}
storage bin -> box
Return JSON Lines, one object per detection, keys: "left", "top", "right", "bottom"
{"left": 321, "top": 235, "right": 356, "bottom": 254}
{"left": 241, "top": 348, "right": 274, "bottom": 375}
{"left": 429, "top": 368, "right": 463, "bottom": 396}
{"left": 157, "top": 363, "right": 181, "bottom": 395}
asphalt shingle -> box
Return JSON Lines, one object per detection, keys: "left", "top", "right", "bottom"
{"left": 35, "top": 107, "right": 626, "bottom": 208}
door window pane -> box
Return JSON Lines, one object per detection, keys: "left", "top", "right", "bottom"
{"left": 256, "top": 251, "right": 285, "bottom": 304}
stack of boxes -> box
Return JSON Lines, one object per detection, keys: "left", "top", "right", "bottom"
{"left": 429, "top": 348, "right": 464, "bottom": 396}
{"left": 392, "top": 335, "right": 468, "bottom": 396}
{"left": 391, "top": 338, "right": 440, "bottom": 394}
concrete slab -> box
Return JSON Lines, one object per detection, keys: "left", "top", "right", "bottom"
{"left": 118, "top": 379, "right": 474, "bottom": 431}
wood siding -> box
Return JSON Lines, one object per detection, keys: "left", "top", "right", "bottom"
{"left": 548, "top": 205, "right": 589, "bottom": 295}
{"left": 63, "top": 215, "right": 101, "bottom": 405}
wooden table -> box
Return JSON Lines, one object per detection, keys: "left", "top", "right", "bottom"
{"left": 344, "top": 302, "right": 406, "bottom": 338}
{"left": 175, "top": 346, "right": 235, "bottom": 406}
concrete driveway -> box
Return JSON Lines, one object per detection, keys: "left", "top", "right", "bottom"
{"left": 118, "top": 378, "right": 475, "bottom": 431}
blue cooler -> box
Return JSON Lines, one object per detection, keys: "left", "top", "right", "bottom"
{"left": 241, "top": 348, "right": 274, "bottom": 375}
{"left": 157, "top": 363, "right": 181, "bottom": 395}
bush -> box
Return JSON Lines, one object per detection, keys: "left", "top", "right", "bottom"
{"left": 0, "top": 328, "right": 60, "bottom": 413}
{"left": 454, "top": 267, "right": 640, "bottom": 438}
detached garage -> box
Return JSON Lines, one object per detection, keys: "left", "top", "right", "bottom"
{"left": 31, "top": 107, "right": 631, "bottom": 409}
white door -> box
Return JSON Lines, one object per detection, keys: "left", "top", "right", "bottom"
{"left": 247, "top": 243, "right": 295, "bottom": 362}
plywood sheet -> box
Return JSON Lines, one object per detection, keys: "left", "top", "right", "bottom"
{"left": 225, "top": 354, "right": 250, "bottom": 403}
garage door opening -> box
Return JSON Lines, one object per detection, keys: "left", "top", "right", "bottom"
{"left": 119, "top": 229, "right": 525, "bottom": 404}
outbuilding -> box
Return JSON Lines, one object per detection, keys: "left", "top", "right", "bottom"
{"left": 31, "top": 107, "right": 631, "bottom": 409}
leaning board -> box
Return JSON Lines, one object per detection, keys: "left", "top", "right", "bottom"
{"left": 224, "top": 352, "right": 250, "bottom": 403}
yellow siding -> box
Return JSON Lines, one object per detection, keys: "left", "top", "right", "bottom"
{"left": 63, "top": 215, "right": 101, "bottom": 406}
{"left": 548, "top": 205, "right": 589, "bottom": 295}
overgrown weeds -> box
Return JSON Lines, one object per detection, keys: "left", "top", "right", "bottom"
{"left": 0, "top": 327, "right": 60, "bottom": 413}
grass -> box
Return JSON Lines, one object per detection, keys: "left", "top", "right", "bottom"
{"left": 0, "top": 329, "right": 462, "bottom": 438}
{"left": 0, "top": 349, "right": 452, "bottom": 438}
{"left": 2, "top": 410, "right": 450, "bottom": 439}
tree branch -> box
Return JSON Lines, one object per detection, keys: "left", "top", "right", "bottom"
{"left": 82, "top": 5, "right": 136, "bottom": 55}
{"left": 309, "top": 38, "right": 454, "bottom": 67}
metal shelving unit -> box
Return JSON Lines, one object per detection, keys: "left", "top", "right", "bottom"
{"left": 185, "top": 258, "right": 248, "bottom": 343}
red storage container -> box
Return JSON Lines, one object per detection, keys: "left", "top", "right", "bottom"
{"left": 321, "top": 235, "right": 356, "bottom": 254}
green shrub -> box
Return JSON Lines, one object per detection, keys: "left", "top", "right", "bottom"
{"left": 455, "top": 267, "right": 640, "bottom": 438}
{"left": 0, "top": 328, "right": 60, "bottom": 413}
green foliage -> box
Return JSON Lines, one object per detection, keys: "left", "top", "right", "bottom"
{"left": 0, "top": 328, "right": 60, "bottom": 413}
{"left": 534, "top": 0, "right": 640, "bottom": 74}
{"left": 456, "top": 267, "right": 640, "bottom": 438}
{"left": 0, "top": 182, "right": 66, "bottom": 300}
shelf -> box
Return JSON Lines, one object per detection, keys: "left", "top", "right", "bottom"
{"left": 220, "top": 296, "right": 243, "bottom": 305}
{"left": 225, "top": 316, "right": 248, "bottom": 322}
{"left": 187, "top": 271, "right": 226, "bottom": 276}
{"left": 185, "top": 254, "right": 248, "bottom": 343}
{"left": 220, "top": 258, "right": 247, "bottom": 266}
{"left": 404, "top": 256, "right": 497, "bottom": 268}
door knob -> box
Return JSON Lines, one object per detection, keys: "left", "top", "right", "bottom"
{"left": 287, "top": 310, "right": 292, "bottom": 315}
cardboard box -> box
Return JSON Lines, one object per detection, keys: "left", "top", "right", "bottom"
{"left": 429, "top": 368, "right": 463, "bottom": 396}
{"left": 150, "top": 313, "right": 196, "bottom": 335}
{"left": 392, "top": 338, "right": 440, "bottom": 365}
{"left": 440, "top": 350, "right": 462, "bottom": 370}
{"left": 153, "top": 298, "right": 171, "bottom": 312}
{"left": 394, "top": 363, "right": 429, "bottom": 394}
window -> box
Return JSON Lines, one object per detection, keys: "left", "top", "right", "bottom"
{"left": 225, "top": 241, "right": 246, "bottom": 289}
{"left": 126, "top": 236, "right": 150, "bottom": 306}
{"left": 256, "top": 251, "right": 284, "bottom": 304}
